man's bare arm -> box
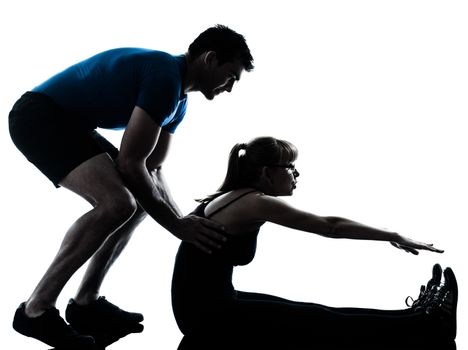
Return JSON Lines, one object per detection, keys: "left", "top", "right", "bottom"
{"left": 117, "top": 106, "right": 225, "bottom": 253}
{"left": 146, "top": 131, "right": 182, "bottom": 217}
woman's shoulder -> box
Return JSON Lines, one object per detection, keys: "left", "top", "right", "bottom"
{"left": 204, "top": 188, "right": 262, "bottom": 216}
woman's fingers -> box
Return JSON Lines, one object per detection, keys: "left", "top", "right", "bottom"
{"left": 406, "top": 247, "right": 419, "bottom": 255}
{"left": 425, "top": 244, "right": 444, "bottom": 253}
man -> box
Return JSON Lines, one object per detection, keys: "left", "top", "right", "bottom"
{"left": 9, "top": 24, "right": 254, "bottom": 349}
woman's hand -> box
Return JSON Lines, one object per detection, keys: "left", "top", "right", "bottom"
{"left": 390, "top": 236, "right": 444, "bottom": 255}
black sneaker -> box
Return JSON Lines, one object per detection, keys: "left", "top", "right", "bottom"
{"left": 430, "top": 267, "right": 458, "bottom": 340}
{"left": 406, "top": 263, "right": 442, "bottom": 311}
{"left": 66, "top": 297, "right": 143, "bottom": 347}
{"left": 13, "top": 302, "right": 97, "bottom": 349}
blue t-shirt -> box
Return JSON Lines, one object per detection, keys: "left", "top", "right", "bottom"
{"left": 33, "top": 48, "right": 187, "bottom": 133}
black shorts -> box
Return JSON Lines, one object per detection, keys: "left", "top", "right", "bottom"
{"left": 9, "top": 91, "right": 119, "bottom": 187}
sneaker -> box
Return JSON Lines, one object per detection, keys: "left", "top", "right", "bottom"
{"left": 406, "top": 263, "right": 442, "bottom": 311}
{"left": 427, "top": 267, "right": 458, "bottom": 340}
{"left": 13, "top": 302, "right": 97, "bottom": 349}
{"left": 66, "top": 297, "right": 143, "bottom": 347}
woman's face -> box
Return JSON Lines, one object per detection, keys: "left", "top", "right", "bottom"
{"left": 267, "top": 163, "right": 300, "bottom": 196}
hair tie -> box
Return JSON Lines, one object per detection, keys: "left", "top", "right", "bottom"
{"left": 238, "top": 143, "right": 247, "bottom": 158}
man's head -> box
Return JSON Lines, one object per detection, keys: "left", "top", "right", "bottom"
{"left": 189, "top": 24, "right": 254, "bottom": 71}
{"left": 186, "top": 25, "right": 254, "bottom": 100}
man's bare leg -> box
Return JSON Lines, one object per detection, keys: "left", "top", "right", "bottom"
{"left": 24, "top": 153, "right": 138, "bottom": 317}
{"left": 73, "top": 206, "right": 147, "bottom": 305}
{"left": 63, "top": 207, "right": 147, "bottom": 347}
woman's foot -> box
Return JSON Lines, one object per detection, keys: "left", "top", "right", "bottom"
{"left": 406, "top": 263, "right": 442, "bottom": 310}
{"left": 426, "top": 267, "right": 458, "bottom": 340}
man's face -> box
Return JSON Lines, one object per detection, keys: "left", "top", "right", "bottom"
{"left": 199, "top": 54, "right": 244, "bottom": 100}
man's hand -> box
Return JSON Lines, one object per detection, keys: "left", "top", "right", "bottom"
{"left": 173, "top": 215, "right": 228, "bottom": 254}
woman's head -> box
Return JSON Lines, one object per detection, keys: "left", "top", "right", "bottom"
{"left": 211, "top": 137, "right": 299, "bottom": 198}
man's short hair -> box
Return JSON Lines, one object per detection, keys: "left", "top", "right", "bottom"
{"left": 189, "top": 24, "right": 254, "bottom": 71}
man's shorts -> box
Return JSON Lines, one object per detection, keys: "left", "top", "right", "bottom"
{"left": 9, "top": 91, "right": 119, "bottom": 188}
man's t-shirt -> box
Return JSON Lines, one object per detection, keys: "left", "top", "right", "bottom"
{"left": 33, "top": 48, "right": 187, "bottom": 133}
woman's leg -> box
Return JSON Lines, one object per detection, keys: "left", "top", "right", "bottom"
{"left": 230, "top": 290, "right": 440, "bottom": 344}
{"left": 237, "top": 290, "right": 413, "bottom": 315}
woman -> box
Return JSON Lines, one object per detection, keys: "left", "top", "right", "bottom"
{"left": 171, "top": 137, "right": 457, "bottom": 350}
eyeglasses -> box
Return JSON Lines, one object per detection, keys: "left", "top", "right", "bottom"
{"left": 269, "top": 163, "right": 299, "bottom": 176}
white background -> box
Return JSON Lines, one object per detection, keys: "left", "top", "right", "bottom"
{"left": 1, "top": 0, "right": 466, "bottom": 349}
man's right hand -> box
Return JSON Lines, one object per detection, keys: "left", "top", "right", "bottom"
{"left": 173, "top": 215, "right": 228, "bottom": 254}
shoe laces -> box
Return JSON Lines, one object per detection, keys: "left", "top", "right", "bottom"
{"left": 96, "top": 296, "right": 122, "bottom": 313}
{"left": 406, "top": 283, "right": 439, "bottom": 310}
{"left": 425, "top": 282, "right": 452, "bottom": 316}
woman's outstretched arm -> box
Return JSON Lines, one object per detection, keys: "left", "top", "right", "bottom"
{"left": 249, "top": 194, "right": 443, "bottom": 255}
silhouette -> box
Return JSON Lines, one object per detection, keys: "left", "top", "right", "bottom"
{"left": 9, "top": 25, "right": 253, "bottom": 350}
{"left": 171, "top": 137, "right": 457, "bottom": 350}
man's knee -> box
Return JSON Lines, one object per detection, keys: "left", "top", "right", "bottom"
{"left": 101, "top": 190, "right": 138, "bottom": 226}
{"left": 132, "top": 204, "right": 147, "bottom": 222}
